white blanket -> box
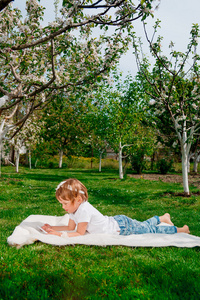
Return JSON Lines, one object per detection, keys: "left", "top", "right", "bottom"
{"left": 7, "top": 214, "right": 200, "bottom": 248}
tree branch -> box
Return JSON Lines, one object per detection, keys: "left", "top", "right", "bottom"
{"left": 0, "top": 0, "right": 13, "bottom": 11}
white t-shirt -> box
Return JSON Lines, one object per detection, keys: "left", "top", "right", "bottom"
{"left": 69, "top": 201, "right": 120, "bottom": 235}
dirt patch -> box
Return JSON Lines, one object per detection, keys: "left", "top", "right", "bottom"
{"left": 128, "top": 173, "right": 200, "bottom": 189}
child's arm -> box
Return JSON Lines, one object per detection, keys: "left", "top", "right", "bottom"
{"left": 67, "top": 222, "right": 88, "bottom": 237}
{"left": 42, "top": 219, "right": 76, "bottom": 233}
{"left": 43, "top": 221, "right": 88, "bottom": 237}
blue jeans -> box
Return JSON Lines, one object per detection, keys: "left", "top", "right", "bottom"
{"left": 113, "top": 215, "right": 177, "bottom": 235}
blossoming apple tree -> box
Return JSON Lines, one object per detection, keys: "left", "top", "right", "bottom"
{"left": 0, "top": 0, "right": 155, "bottom": 136}
{"left": 133, "top": 22, "right": 200, "bottom": 195}
{"left": 0, "top": 0, "right": 156, "bottom": 169}
{"left": 8, "top": 114, "right": 42, "bottom": 173}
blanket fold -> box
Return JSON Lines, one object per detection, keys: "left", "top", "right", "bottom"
{"left": 7, "top": 214, "right": 200, "bottom": 248}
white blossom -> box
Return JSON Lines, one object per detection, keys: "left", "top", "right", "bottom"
{"left": 0, "top": 95, "right": 9, "bottom": 108}
{"left": 192, "top": 103, "right": 198, "bottom": 109}
{"left": 41, "top": 93, "right": 45, "bottom": 103}
{"left": 149, "top": 99, "right": 156, "bottom": 105}
{"left": 163, "top": 85, "right": 168, "bottom": 92}
{"left": 0, "top": 35, "right": 7, "bottom": 42}
{"left": 19, "top": 25, "right": 31, "bottom": 33}
{"left": 192, "top": 85, "right": 198, "bottom": 95}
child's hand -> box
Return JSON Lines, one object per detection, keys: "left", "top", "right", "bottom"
{"left": 42, "top": 224, "right": 52, "bottom": 231}
{"left": 41, "top": 224, "right": 62, "bottom": 236}
{"left": 45, "top": 228, "right": 62, "bottom": 236}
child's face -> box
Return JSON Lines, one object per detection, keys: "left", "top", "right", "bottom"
{"left": 58, "top": 196, "right": 82, "bottom": 214}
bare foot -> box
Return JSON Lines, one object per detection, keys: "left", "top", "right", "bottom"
{"left": 177, "top": 225, "right": 190, "bottom": 234}
{"left": 159, "top": 213, "right": 174, "bottom": 226}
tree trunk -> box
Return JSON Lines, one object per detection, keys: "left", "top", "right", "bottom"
{"left": 193, "top": 153, "right": 199, "bottom": 173}
{"left": 175, "top": 120, "right": 191, "bottom": 196}
{"left": 10, "top": 145, "right": 15, "bottom": 164}
{"left": 192, "top": 136, "right": 199, "bottom": 173}
{"left": 59, "top": 149, "right": 63, "bottom": 168}
{"left": 29, "top": 149, "right": 32, "bottom": 169}
{"left": 181, "top": 151, "right": 189, "bottom": 195}
{"left": 35, "top": 158, "right": 38, "bottom": 168}
{"left": 15, "top": 149, "right": 20, "bottom": 173}
{"left": 99, "top": 153, "right": 102, "bottom": 172}
{"left": 119, "top": 140, "right": 123, "bottom": 179}
{"left": 180, "top": 124, "right": 190, "bottom": 195}
{"left": 0, "top": 0, "right": 13, "bottom": 12}
{"left": 187, "top": 152, "right": 195, "bottom": 173}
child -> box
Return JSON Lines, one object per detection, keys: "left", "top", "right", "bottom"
{"left": 42, "top": 178, "right": 190, "bottom": 238}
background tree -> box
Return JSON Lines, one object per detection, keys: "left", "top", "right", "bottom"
{"left": 0, "top": 0, "right": 156, "bottom": 143}
{"left": 128, "top": 124, "right": 157, "bottom": 174}
{"left": 99, "top": 73, "right": 144, "bottom": 179}
{"left": 7, "top": 114, "right": 42, "bottom": 173}
{"left": 41, "top": 91, "right": 88, "bottom": 168}
{"left": 189, "top": 133, "right": 200, "bottom": 173}
{"left": 81, "top": 85, "right": 111, "bottom": 171}
{"left": 133, "top": 22, "right": 200, "bottom": 195}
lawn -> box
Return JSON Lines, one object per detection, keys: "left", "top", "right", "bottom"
{"left": 0, "top": 166, "right": 200, "bottom": 300}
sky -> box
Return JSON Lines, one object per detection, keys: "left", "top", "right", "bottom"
{"left": 12, "top": 0, "right": 200, "bottom": 78}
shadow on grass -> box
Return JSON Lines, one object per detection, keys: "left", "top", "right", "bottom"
{"left": 18, "top": 169, "right": 119, "bottom": 183}
{"left": 0, "top": 268, "right": 98, "bottom": 300}
{"left": 87, "top": 185, "right": 156, "bottom": 207}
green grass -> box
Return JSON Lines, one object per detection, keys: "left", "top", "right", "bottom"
{"left": 0, "top": 166, "right": 200, "bottom": 300}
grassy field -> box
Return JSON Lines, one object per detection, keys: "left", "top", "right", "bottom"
{"left": 0, "top": 166, "right": 200, "bottom": 300}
